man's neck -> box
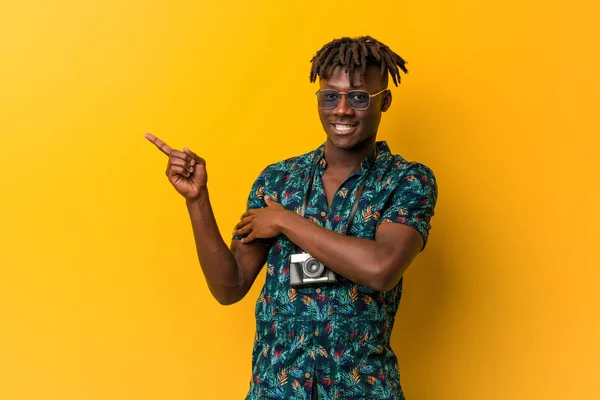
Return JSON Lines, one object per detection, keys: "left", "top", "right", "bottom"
{"left": 323, "top": 139, "right": 376, "bottom": 176}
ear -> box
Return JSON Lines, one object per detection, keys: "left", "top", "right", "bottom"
{"left": 381, "top": 90, "right": 392, "bottom": 112}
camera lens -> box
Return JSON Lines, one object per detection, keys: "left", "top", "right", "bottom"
{"left": 303, "top": 258, "right": 324, "bottom": 278}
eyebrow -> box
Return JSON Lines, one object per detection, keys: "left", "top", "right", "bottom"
{"left": 323, "top": 83, "right": 367, "bottom": 90}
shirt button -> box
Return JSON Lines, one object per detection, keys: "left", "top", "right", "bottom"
{"left": 315, "top": 288, "right": 321, "bottom": 294}
{"left": 305, "top": 372, "right": 311, "bottom": 378}
{"left": 320, "top": 211, "right": 326, "bottom": 217}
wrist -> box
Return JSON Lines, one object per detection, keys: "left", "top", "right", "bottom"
{"left": 185, "top": 187, "right": 209, "bottom": 207}
{"left": 276, "top": 209, "right": 298, "bottom": 234}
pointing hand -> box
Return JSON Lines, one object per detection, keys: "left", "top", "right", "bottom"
{"left": 145, "top": 133, "right": 207, "bottom": 201}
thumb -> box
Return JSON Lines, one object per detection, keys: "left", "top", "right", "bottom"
{"left": 264, "top": 195, "right": 276, "bottom": 206}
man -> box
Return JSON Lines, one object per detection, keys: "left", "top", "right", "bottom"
{"left": 146, "top": 36, "right": 437, "bottom": 400}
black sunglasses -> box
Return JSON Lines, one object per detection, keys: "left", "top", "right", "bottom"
{"left": 315, "top": 89, "right": 388, "bottom": 110}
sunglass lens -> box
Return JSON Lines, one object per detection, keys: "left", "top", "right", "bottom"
{"left": 317, "top": 90, "right": 339, "bottom": 109}
{"left": 347, "top": 91, "right": 370, "bottom": 110}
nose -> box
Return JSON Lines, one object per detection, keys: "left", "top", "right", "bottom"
{"left": 333, "top": 93, "right": 355, "bottom": 117}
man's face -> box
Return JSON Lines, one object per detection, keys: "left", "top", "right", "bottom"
{"left": 317, "top": 65, "right": 392, "bottom": 151}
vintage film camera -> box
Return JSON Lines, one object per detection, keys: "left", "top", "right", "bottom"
{"left": 289, "top": 252, "right": 337, "bottom": 286}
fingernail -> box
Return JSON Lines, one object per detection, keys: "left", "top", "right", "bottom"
{"left": 190, "top": 159, "right": 195, "bottom": 166}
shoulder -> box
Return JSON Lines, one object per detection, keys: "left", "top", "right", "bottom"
{"left": 376, "top": 149, "right": 437, "bottom": 199}
{"left": 378, "top": 150, "right": 434, "bottom": 179}
{"left": 257, "top": 147, "right": 318, "bottom": 178}
{"left": 404, "top": 161, "right": 436, "bottom": 188}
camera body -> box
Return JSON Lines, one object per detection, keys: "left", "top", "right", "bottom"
{"left": 289, "top": 252, "right": 338, "bottom": 287}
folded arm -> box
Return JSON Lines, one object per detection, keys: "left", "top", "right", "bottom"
{"left": 233, "top": 196, "right": 423, "bottom": 291}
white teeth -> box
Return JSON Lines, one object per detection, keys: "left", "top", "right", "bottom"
{"left": 334, "top": 124, "right": 354, "bottom": 131}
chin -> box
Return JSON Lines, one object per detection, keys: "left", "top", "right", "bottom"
{"left": 327, "top": 134, "right": 358, "bottom": 149}
{"left": 327, "top": 132, "right": 373, "bottom": 151}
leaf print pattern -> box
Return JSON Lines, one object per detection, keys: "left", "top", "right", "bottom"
{"left": 233, "top": 141, "right": 437, "bottom": 400}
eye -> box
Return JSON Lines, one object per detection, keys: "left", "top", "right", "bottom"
{"left": 323, "top": 92, "right": 339, "bottom": 100}
{"left": 349, "top": 92, "right": 369, "bottom": 102}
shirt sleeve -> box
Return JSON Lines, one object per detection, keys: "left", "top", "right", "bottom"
{"left": 377, "top": 163, "right": 438, "bottom": 250}
{"left": 232, "top": 166, "right": 275, "bottom": 246}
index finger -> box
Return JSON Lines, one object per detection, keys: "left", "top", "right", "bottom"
{"left": 144, "top": 133, "right": 172, "bottom": 156}
{"left": 241, "top": 210, "right": 256, "bottom": 218}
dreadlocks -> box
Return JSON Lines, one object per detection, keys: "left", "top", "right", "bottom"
{"left": 309, "top": 36, "right": 408, "bottom": 87}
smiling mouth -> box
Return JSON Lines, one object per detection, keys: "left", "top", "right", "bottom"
{"left": 331, "top": 122, "right": 359, "bottom": 133}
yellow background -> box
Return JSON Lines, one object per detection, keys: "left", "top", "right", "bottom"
{"left": 1, "top": 0, "right": 598, "bottom": 399}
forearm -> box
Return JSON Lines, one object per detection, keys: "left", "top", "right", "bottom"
{"left": 277, "top": 212, "right": 401, "bottom": 291}
{"left": 186, "top": 189, "right": 245, "bottom": 304}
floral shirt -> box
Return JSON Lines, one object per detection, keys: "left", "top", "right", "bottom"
{"left": 233, "top": 141, "right": 437, "bottom": 400}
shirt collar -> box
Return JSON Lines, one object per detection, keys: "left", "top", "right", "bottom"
{"left": 312, "top": 141, "right": 391, "bottom": 172}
